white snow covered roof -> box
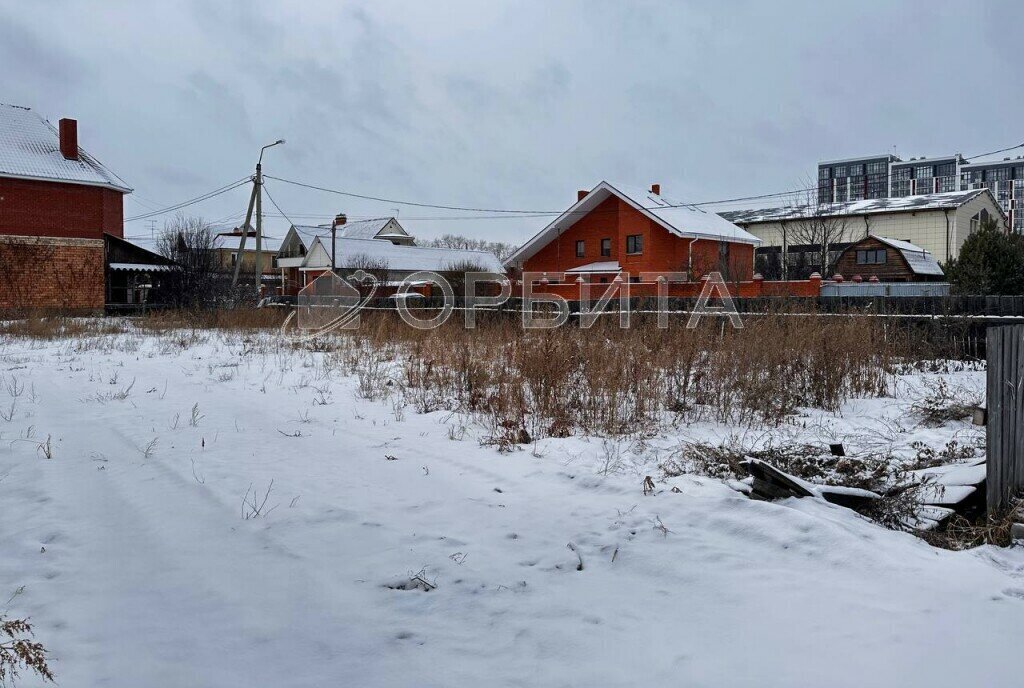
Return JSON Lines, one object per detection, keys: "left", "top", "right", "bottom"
{"left": 869, "top": 236, "right": 945, "bottom": 276}
{"left": 0, "top": 103, "right": 131, "bottom": 193}
{"left": 215, "top": 233, "right": 283, "bottom": 253}
{"left": 505, "top": 181, "right": 760, "bottom": 266}
{"left": 305, "top": 236, "right": 504, "bottom": 273}
{"left": 109, "top": 262, "right": 177, "bottom": 272}
{"left": 720, "top": 189, "right": 1002, "bottom": 225}
{"left": 289, "top": 225, "right": 324, "bottom": 251}
{"left": 565, "top": 261, "right": 621, "bottom": 273}
{"left": 286, "top": 218, "right": 409, "bottom": 249}
{"left": 337, "top": 218, "right": 391, "bottom": 240}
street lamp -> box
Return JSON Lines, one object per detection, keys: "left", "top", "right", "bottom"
{"left": 255, "top": 139, "right": 285, "bottom": 298}
{"left": 259, "top": 139, "right": 285, "bottom": 165}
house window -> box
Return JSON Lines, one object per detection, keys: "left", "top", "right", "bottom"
{"left": 599, "top": 277, "right": 608, "bottom": 283}
{"left": 601, "top": 238, "right": 611, "bottom": 257}
{"left": 856, "top": 249, "right": 887, "bottom": 265}
{"left": 626, "top": 234, "right": 643, "bottom": 255}
{"left": 630, "top": 276, "right": 640, "bottom": 283}
{"left": 575, "top": 240, "right": 585, "bottom": 258}
{"left": 230, "top": 252, "right": 238, "bottom": 267}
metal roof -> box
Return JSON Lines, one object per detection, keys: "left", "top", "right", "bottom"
{"left": 505, "top": 181, "right": 760, "bottom": 266}
{"left": 720, "top": 189, "right": 1001, "bottom": 225}
{"left": 869, "top": 235, "right": 944, "bottom": 276}
{"left": 303, "top": 235, "right": 504, "bottom": 273}
{"left": 0, "top": 103, "right": 131, "bottom": 193}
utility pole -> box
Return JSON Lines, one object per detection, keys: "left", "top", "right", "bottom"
{"left": 230, "top": 180, "right": 258, "bottom": 288}
{"left": 254, "top": 159, "right": 263, "bottom": 297}
{"left": 232, "top": 139, "right": 285, "bottom": 293}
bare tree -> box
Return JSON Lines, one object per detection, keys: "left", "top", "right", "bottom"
{"left": 421, "top": 234, "right": 516, "bottom": 262}
{"left": 339, "top": 254, "right": 390, "bottom": 295}
{"left": 443, "top": 258, "right": 492, "bottom": 296}
{"left": 156, "top": 214, "right": 225, "bottom": 307}
{"left": 786, "top": 191, "right": 854, "bottom": 278}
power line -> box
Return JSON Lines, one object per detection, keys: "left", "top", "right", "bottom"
{"left": 265, "top": 139, "right": 1024, "bottom": 218}
{"left": 124, "top": 176, "right": 253, "bottom": 222}
{"left": 127, "top": 140, "right": 1024, "bottom": 227}
{"left": 263, "top": 175, "right": 549, "bottom": 214}
{"left": 964, "top": 142, "right": 1024, "bottom": 161}
{"left": 261, "top": 182, "right": 297, "bottom": 227}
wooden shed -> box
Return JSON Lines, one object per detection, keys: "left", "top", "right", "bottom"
{"left": 833, "top": 235, "right": 944, "bottom": 282}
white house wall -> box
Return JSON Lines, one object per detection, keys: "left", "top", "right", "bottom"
{"left": 742, "top": 207, "right": 991, "bottom": 264}
{"left": 952, "top": 192, "right": 1005, "bottom": 258}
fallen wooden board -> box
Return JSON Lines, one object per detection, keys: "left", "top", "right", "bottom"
{"left": 743, "top": 458, "right": 880, "bottom": 510}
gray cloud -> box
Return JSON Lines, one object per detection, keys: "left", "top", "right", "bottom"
{"left": 4, "top": 0, "right": 1023, "bottom": 243}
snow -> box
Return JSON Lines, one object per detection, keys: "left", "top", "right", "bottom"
{"left": 871, "top": 236, "right": 945, "bottom": 277}
{"left": 720, "top": 189, "right": 993, "bottom": 225}
{"left": 0, "top": 103, "right": 131, "bottom": 192}
{"left": 108, "top": 262, "right": 177, "bottom": 272}
{"left": 303, "top": 235, "right": 505, "bottom": 273}
{"left": 565, "top": 261, "right": 621, "bottom": 273}
{"left": 1, "top": 329, "right": 1024, "bottom": 687}
{"left": 214, "top": 234, "right": 284, "bottom": 253}
{"left": 505, "top": 181, "right": 760, "bottom": 267}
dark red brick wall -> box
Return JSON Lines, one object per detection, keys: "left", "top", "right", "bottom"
{"left": 0, "top": 178, "right": 124, "bottom": 240}
{"left": 0, "top": 235, "right": 105, "bottom": 312}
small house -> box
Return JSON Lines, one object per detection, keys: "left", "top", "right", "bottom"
{"left": 833, "top": 235, "right": 944, "bottom": 282}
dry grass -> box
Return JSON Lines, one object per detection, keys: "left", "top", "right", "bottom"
{"left": 923, "top": 499, "right": 1024, "bottom": 550}
{"left": 328, "top": 311, "right": 902, "bottom": 442}
{"left": 0, "top": 316, "right": 126, "bottom": 340}
{"left": 137, "top": 308, "right": 289, "bottom": 333}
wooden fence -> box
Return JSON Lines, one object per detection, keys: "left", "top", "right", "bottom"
{"left": 987, "top": 325, "right": 1024, "bottom": 515}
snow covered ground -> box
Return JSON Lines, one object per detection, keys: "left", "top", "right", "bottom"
{"left": 2, "top": 327, "right": 1023, "bottom": 687}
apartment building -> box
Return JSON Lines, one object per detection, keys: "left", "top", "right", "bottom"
{"left": 817, "top": 152, "right": 1024, "bottom": 233}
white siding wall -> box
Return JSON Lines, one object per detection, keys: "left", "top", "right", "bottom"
{"left": 952, "top": 193, "right": 1006, "bottom": 257}
{"left": 741, "top": 202, "right": 1001, "bottom": 263}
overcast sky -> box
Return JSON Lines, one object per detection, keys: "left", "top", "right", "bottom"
{"left": 3, "top": 0, "right": 1023, "bottom": 244}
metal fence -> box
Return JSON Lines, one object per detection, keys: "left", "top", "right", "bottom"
{"left": 820, "top": 282, "right": 950, "bottom": 298}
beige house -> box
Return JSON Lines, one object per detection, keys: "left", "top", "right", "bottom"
{"left": 720, "top": 188, "right": 1006, "bottom": 275}
{"left": 214, "top": 228, "right": 283, "bottom": 275}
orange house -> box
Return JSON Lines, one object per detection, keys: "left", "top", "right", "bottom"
{"left": 505, "top": 182, "right": 760, "bottom": 287}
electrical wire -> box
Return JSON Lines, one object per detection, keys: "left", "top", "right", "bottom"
{"left": 266, "top": 139, "right": 1024, "bottom": 220}
{"left": 124, "top": 176, "right": 253, "bottom": 222}
{"left": 125, "top": 140, "right": 1024, "bottom": 227}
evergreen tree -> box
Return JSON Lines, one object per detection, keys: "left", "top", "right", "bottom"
{"left": 944, "top": 218, "right": 1024, "bottom": 295}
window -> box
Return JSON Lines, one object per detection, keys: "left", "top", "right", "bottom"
{"left": 818, "top": 167, "right": 831, "bottom": 181}
{"left": 575, "top": 240, "right": 585, "bottom": 258}
{"left": 892, "top": 166, "right": 912, "bottom": 197}
{"left": 230, "top": 252, "right": 238, "bottom": 267}
{"left": 600, "top": 238, "right": 611, "bottom": 257}
{"left": 629, "top": 276, "right": 640, "bottom": 283}
{"left": 626, "top": 234, "right": 643, "bottom": 254}
{"left": 856, "top": 248, "right": 887, "bottom": 265}
{"left": 599, "top": 277, "right": 608, "bottom": 283}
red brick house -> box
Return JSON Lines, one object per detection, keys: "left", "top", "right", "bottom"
{"left": 0, "top": 104, "right": 131, "bottom": 312}
{"left": 505, "top": 182, "right": 761, "bottom": 289}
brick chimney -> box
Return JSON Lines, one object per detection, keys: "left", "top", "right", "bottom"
{"left": 650, "top": 183, "right": 661, "bottom": 195}
{"left": 332, "top": 213, "right": 347, "bottom": 228}
{"left": 59, "top": 118, "right": 78, "bottom": 160}
{"left": 577, "top": 190, "right": 588, "bottom": 202}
